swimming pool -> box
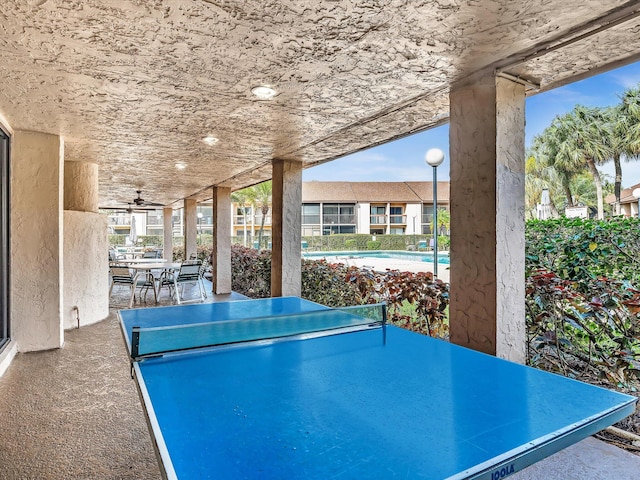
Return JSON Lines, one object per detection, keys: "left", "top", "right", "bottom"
{"left": 303, "top": 250, "right": 450, "bottom": 265}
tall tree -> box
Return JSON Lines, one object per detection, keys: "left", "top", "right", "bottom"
{"left": 542, "top": 106, "right": 611, "bottom": 219}
{"left": 245, "top": 181, "right": 272, "bottom": 249}
{"left": 231, "top": 189, "right": 250, "bottom": 246}
{"left": 530, "top": 128, "right": 580, "bottom": 209}
{"left": 524, "top": 153, "right": 561, "bottom": 219}
{"left": 609, "top": 87, "right": 640, "bottom": 214}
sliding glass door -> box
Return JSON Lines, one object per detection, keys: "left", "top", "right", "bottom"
{"left": 0, "top": 128, "right": 9, "bottom": 350}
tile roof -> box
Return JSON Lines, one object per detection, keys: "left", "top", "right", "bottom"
{"left": 302, "top": 181, "right": 450, "bottom": 203}
{"left": 605, "top": 182, "right": 640, "bottom": 205}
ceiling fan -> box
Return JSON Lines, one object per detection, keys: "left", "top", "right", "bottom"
{"left": 100, "top": 190, "right": 164, "bottom": 214}
{"left": 102, "top": 203, "right": 154, "bottom": 214}
{"left": 132, "top": 190, "right": 164, "bottom": 207}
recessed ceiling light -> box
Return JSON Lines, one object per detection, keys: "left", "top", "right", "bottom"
{"left": 202, "top": 136, "right": 219, "bottom": 146}
{"left": 175, "top": 163, "right": 187, "bottom": 170}
{"left": 251, "top": 85, "right": 277, "bottom": 99}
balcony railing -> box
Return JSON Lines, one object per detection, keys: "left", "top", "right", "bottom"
{"left": 370, "top": 214, "right": 387, "bottom": 225}
{"left": 302, "top": 215, "right": 321, "bottom": 224}
{"left": 323, "top": 214, "right": 355, "bottom": 225}
{"left": 389, "top": 214, "right": 406, "bottom": 224}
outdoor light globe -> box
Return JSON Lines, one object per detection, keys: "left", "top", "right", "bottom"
{"left": 425, "top": 148, "right": 445, "bottom": 167}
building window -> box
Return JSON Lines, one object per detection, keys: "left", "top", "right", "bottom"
{"left": 370, "top": 205, "right": 386, "bottom": 225}
{"left": 0, "top": 128, "right": 9, "bottom": 350}
{"left": 302, "top": 226, "right": 321, "bottom": 237}
{"left": 422, "top": 204, "right": 434, "bottom": 233}
{"left": 302, "top": 203, "right": 320, "bottom": 225}
{"left": 323, "top": 225, "right": 355, "bottom": 235}
{"left": 322, "top": 203, "right": 355, "bottom": 234}
{"left": 389, "top": 206, "right": 405, "bottom": 224}
{"left": 390, "top": 227, "right": 405, "bottom": 235}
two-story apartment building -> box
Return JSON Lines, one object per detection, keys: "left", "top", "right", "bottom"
{"left": 108, "top": 181, "right": 450, "bottom": 243}
{"left": 300, "top": 181, "right": 450, "bottom": 237}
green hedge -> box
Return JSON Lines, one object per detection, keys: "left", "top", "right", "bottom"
{"left": 302, "top": 234, "right": 432, "bottom": 251}
{"left": 525, "top": 217, "right": 640, "bottom": 386}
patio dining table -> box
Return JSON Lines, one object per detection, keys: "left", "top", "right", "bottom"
{"left": 127, "top": 261, "right": 182, "bottom": 308}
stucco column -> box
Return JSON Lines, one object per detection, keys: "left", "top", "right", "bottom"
{"left": 63, "top": 161, "right": 108, "bottom": 329}
{"left": 184, "top": 198, "right": 197, "bottom": 259}
{"left": 11, "top": 130, "right": 64, "bottom": 351}
{"left": 163, "top": 207, "right": 173, "bottom": 260}
{"left": 449, "top": 74, "right": 526, "bottom": 363}
{"left": 212, "top": 186, "right": 231, "bottom": 294}
{"left": 271, "top": 159, "right": 302, "bottom": 297}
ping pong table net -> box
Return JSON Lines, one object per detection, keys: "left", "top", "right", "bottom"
{"left": 130, "top": 303, "right": 387, "bottom": 360}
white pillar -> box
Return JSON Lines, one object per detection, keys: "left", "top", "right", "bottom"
{"left": 212, "top": 186, "right": 232, "bottom": 294}
{"left": 163, "top": 207, "right": 173, "bottom": 260}
{"left": 271, "top": 159, "right": 302, "bottom": 297}
{"left": 449, "top": 74, "right": 526, "bottom": 363}
{"left": 11, "top": 130, "right": 64, "bottom": 351}
{"left": 184, "top": 199, "right": 197, "bottom": 259}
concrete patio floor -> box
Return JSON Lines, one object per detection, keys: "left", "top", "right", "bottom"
{"left": 0, "top": 285, "right": 639, "bottom": 479}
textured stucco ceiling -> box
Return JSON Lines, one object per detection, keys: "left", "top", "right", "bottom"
{"left": 1, "top": 0, "right": 640, "bottom": 209}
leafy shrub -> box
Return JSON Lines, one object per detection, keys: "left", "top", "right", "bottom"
{"left": 344, "top": 267, "right": 449, "bottom": 338}
{"left": 344, "top": 239, "right": 357, "bottom": 250}
{"left": 526, "top": 269, "right": 640, "bottom": 385}
{"left": 366, "top": 240, "right": 381, "bottom": 250}
{"left": 229, "top": 246, "right": 450, "bottom": 338}
{"left": 526, "top": 217, "right": 640, "bottom": 288}
{"left": 525, "top": 218, "right": 640, "bottom": 387}
{"left": 301, "top": 260, "right": 360, "bottom": 306}
{"left": 231, "top": 244, "right": 271, "bottom": 298}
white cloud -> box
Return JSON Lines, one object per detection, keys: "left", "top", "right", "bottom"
{"left": 611, "top": 72, "right": 640, "bottom": 90}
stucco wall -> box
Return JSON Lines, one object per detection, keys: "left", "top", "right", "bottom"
{"left": 63, "top": 211, "right": 109, "bottom": 329}
{"left": 10, "top": 130, "right": 63, "bottom": 352}
{"left": 64, "top": 161, "right": 98, "bottom": 212}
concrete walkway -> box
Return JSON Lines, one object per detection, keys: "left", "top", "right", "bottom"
{"left": 0, "top": 286, "right": 638, "bottom": 479}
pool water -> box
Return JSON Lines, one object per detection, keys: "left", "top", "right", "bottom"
{"left": 303, "top": 250, "right": 450, "bottom": 265}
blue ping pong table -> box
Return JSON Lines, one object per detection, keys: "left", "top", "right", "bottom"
{"left": 119, "top": 297, "right": 637, "bottom": 480}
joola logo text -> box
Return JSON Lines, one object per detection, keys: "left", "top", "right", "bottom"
{"left": 491, "top": 464, "right": 515, "bottom": 480}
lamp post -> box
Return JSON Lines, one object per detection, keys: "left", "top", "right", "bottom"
{"left": 425, "top": 148, "right": 445, "bottom": 278}
{"left": 633, "top": 188, "right": 640, "bottom": 218}
{"left": 197, "top": 211, "right": 203, "bottom": 238}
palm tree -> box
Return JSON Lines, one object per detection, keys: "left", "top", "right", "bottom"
{"left": 609, "top": 87, "right": 640, "bottom": 214}
{"left": 231, "top": 189, "right": 250, "bottom": 246}
{"left": 541, "top": 107, "right": 611, "bottom": 219}
{"left": 524, "top": 152, "right": 562, "bottom": 219}
{"left": 529, "top": 129, "right": 579, "bottom": 209}
{"left": 245, "top": 181, "right": 272, "bottom": 249}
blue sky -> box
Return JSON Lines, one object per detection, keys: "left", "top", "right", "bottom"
{"left": 303, "top": 61, "right": 640, "bottom": 188}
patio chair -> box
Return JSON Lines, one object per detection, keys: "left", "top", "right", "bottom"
{"left": 142, "top": 250, "right": 160, "bottom": 259}
{"left": 109, "top": 264, "right": 157, "bottom": 308}
{"left": 158, "top": 261, "right": 206, "bottom": 304}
